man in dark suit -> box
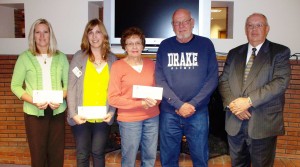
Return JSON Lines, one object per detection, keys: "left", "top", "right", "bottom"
{"left": 219, "top": 13, "right": 291, "bottom": 167}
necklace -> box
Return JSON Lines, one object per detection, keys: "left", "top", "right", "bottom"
{"left": 93, "top": 61, "right": 102, "bottom": 66}
{"left": 41, "top": 54, "right": 48, "bottom": 64}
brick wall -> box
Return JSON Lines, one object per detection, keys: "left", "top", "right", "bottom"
{"left": 0, "top": 55, "right": 299, "bottom": 166}
{"left": 277, "top": 60, "right": 300, "bottom": 158}
{"left": 14, "top": 9, "right": 25, "bottom": 38}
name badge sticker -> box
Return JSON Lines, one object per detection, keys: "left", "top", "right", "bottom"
{"left": 72, "top": 67, "right": 82, "bottom": 78}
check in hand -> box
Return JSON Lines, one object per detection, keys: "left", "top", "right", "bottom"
{"left": 229, "top": 97, "right": 251, "bottom": 115}
{"left": 142, "top": 98, "right": 157, "bottom": 109}
{"left": 176, "top": 103, "right": 195, "bottom": 118}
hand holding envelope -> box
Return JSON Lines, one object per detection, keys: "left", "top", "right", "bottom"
{"left": 72, "top": 114, "right": 87, "bottom": 125}
{"left": 142, "top": 98, "right": 158, "bottom": 109}
{"left": 35, "top": 102, "right": 48, "bottom": 110}
{"left": 48, "top": 102, "right": 61, "bottom": 110}
{"left": 132, "top": 85, "right": 163, "bottom": 109}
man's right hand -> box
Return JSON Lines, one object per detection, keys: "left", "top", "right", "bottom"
{"left": 236, "top": 110, "right": 252, "bottom": 120}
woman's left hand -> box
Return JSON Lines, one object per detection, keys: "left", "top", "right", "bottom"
{"left": 49, "top": 102, "right": 60, "bottom": 110}
{"left": 103, "top": 113, "right": 113, "bottom": 123}
{"left": 143, "top": 98, "right": 157, "bottom": 109}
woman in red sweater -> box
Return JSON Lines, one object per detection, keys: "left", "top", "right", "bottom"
{"left": 108, "top": 27, "right": 160, "bottom": 166}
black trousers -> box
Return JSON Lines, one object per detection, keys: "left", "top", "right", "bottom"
{"left": 24, "top": 107, "right": 65, "bottom": 167}
{"left": 227, "top": 121, "right": 277, "bottom": 167}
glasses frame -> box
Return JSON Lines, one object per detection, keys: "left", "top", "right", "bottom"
{"left": 246, "top": 23, "right": 266, "bottom": 30}
{"left": 125, "top": 41, "right": 143, "bottom": 48}
{"left": 172, "top": 18, "right": 192, "bottom": 27}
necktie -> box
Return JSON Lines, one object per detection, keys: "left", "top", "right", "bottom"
{"left": 244, "top": 48, "right": 257, "bottom": 83}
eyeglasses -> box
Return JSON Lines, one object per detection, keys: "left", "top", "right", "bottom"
{"left": 126, "top": 42, "right": 143, "bottom": 47}
{"left": 172, "top": 18, "right": 192, "bottom": 26}
{"left": 246, "top": 23, "right": 266, "bottom": 29}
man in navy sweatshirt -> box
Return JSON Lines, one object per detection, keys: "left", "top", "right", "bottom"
{"left": 155, "top": 8, "right": 218, "bottom": 167}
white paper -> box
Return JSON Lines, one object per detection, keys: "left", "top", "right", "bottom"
{"left": 32, "top": 90, "right": 63, "bottom": 103}
{"left": 77, "top": 106, "right": 107, "bottom": 119}
{"left": 132, "top": 85, "right": 163, "bottom": 100}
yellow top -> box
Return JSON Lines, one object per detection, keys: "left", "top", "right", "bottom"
{"left": 83, "top": 59, "right": 109, "bottom": 123}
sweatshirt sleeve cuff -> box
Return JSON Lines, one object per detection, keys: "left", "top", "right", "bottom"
{"left": 173, "top": 100, "right": 184, "bottom": 110}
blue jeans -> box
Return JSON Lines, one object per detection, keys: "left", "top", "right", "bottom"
{"left": 118, "top": 115, "right": 159, "bottom": 167}
{"left": 159, "top": 109, "right": 209, "bottom": 167}
{"left": 72, "top": 122, "right": 109, "bottom": 167}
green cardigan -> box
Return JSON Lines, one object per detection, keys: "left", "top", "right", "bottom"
{"left": 11, "top": 50, "right": 69, "bottom": 116}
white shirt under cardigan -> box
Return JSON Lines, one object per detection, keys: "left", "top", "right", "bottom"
{"left": 36, "top": 54, "right": 52, "bottom": 90}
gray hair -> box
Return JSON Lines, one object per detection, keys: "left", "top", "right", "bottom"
{"left": 245, "top": 13, "right": 269, "bottom": 26}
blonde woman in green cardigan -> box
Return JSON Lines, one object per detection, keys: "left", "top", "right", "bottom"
{"left": 11, "top": 18, "right": 69, "bottom": 167}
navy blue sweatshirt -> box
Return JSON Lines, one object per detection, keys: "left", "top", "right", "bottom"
{"left": 155, "top": 35, "right": 218, "bottom": 113}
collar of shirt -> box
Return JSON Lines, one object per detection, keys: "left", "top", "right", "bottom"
{"left": 246, "top": 43, "right": 263, "bottom": 63}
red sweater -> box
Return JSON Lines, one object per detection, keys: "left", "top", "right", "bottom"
{"left": 108, "top": 58, "right": 160, "bottom": 122}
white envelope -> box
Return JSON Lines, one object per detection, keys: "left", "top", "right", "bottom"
{"left": 32, "top": 90, "right": 63, "bottom": 103}
{"left": 132, "top": 85, "right": 163, "bottom": 100}
{"left": 77, "top": 106, "right": 107, "bottom": 119}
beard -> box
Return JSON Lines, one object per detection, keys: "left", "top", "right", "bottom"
{"left": 176, "top": 32, "right": 192, "bottom": 40}
{"left": 176, "top": 32, "right": 193, "bottom": 43}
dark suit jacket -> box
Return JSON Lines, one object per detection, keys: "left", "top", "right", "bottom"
{"left": 219, "top": 39, "right": 291, "bottom": 139}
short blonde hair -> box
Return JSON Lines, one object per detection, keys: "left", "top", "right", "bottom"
{"left": 28, "top": 18, "right": 58, "bottom": 56}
